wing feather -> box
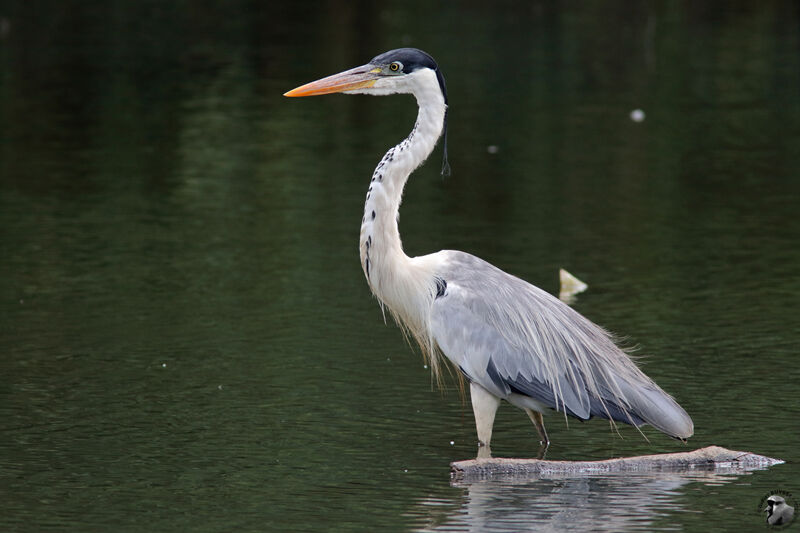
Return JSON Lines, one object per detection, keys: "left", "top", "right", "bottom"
{"left": 428, "top": 251, "right": 692, "bottom": 438}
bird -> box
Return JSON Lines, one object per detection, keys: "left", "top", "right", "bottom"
{"left": 285, "top": 48, "right": 693, "bottom": 456}
{"left": 765, "top": 495, "right": 795, "bottom": 526}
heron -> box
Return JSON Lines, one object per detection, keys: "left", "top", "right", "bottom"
{"left": 285, "top": 48, "right": 693, "bottom": 455}
{"left": 765, "top": 495, "right": 795, "bottom": 526}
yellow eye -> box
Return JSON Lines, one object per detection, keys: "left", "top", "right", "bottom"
{"left": 389, "top": 62, "right": 401, "bottom": 72}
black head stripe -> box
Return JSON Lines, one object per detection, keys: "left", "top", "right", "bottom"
{"left": 370, "top": 48, "right": 447, "bottom": 103}
{"left": 371, "top": 48, "right": 436, "bottom": 72}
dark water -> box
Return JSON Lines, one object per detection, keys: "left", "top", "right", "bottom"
{"left": 2, "top": 2, "right": 799, "bottom": 531}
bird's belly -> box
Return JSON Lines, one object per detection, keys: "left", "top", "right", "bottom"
{"left": 507, "top": 392, "right": 551, "bottom": 414}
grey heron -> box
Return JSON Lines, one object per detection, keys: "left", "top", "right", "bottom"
{"left": 285, "top": 48, "right": 693, "bottom": 455}
{"left": 765, "top": 495, "right": 795, "bottom": 526}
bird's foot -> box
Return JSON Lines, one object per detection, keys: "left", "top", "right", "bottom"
{"left": 535, "top": 441, "right": 550, "bottom": 460}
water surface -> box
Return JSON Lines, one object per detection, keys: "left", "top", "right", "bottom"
{"left": 1, "top": 2, "right": 799, "bottom": 531}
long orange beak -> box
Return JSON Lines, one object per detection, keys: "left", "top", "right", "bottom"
{"left": 284, "top": 64, "right": 380, "bottom": 97}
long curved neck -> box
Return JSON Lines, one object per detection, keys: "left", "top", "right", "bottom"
{"left": 359, "top": 86, "right": 446, "bottom": 322}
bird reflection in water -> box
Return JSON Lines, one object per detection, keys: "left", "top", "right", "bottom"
{"left": 407, "top": 470, "right": 750, "bottom": 532}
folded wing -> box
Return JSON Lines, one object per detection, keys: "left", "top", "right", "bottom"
{"left": 429, "top": 251, "right": 693, "bottom": 439}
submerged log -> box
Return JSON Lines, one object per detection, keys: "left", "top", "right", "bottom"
{"left": 451, "top": 446, "right": 783, "bottom": 481}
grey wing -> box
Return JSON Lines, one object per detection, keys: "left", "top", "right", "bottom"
{"left": 429, "top": 251, "right": 693, "bottom": 438}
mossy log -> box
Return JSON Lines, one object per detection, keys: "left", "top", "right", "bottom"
{"left": 451, "top": 446, "right": 783, "bottom": 481}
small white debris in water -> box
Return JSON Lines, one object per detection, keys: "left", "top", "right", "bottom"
{"left": 450, "top": 441, "right": 455, "bottom": 446}
{"left": 487, "top": 145, "right": 499, "bottom": 154}
{"left": 161, "top": 363, "right": 167, "bottom": 368}
{"left": 559, "top": 268, "right": 588, "bottom": 304}
{"left": 630, "top": 109, "right": 645, "bottom": 122}
{"left": 423, "top": 364, "right": 428, "bottom": 369}
{"left": 404, "top": 469, "right": 408, "bottom": 473}
{"left": 218, "top": 385, "right": 223, "bottom": 390}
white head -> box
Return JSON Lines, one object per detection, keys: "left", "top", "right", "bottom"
{"left": 285, "top": 48, "right": 450, "bottom": 174}
{"left": 284, "top": 48, "right": 447, "bottom": 100}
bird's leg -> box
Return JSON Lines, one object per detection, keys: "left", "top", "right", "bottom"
{"left": 535, "top": 443, "right": 548, "bottom": 460}
{"left": 476, "top": 444, "right": 492, "bottom": 460}
{"left": 525, "top": 408, "right": 550, "bottom": 446}
{"left": 470, "top": 382, "right": 501, "bottom": 457}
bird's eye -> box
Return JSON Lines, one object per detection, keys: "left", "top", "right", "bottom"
{"left": 389, "top": 62, "right": 401, "bottom": 72}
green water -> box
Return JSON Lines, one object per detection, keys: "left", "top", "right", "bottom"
{"left": 2, "top": 2, "right": 798, "bottom": 531}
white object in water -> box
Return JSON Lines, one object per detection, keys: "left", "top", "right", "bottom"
{"left": 559, "top": 268, "right": 588, "bottom": 303}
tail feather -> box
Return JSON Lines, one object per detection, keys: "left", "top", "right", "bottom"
{"left": 589, "top": 396, "right": 647, "bottom": 427}
{"left": 596, "top": 380, "right": 694, "bottom": 439}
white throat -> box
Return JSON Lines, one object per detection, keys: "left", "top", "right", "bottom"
{"left": 358, "top": 68, "right": 446, "bottom": 333}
